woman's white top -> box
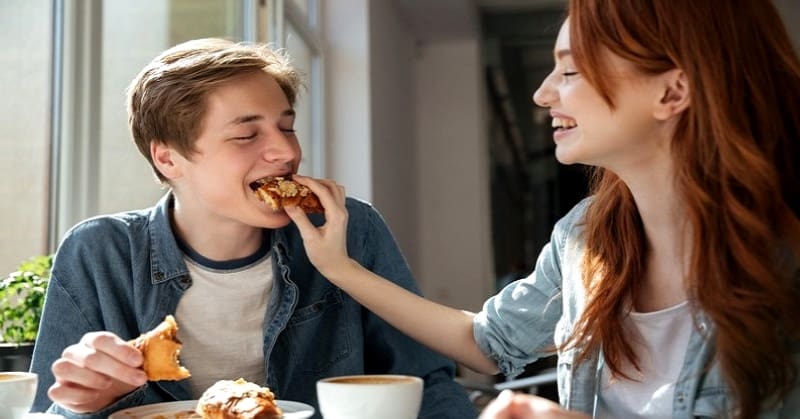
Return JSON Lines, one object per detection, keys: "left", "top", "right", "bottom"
{"left": 597, "top": 300, "right": 692, "bottom": 419}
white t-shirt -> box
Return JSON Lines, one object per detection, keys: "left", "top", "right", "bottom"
{"left": 175, "top": 248, "right": 273, "bottom": 398}
{"left": 597, "top": 300, "right": 693, "bottom": 419}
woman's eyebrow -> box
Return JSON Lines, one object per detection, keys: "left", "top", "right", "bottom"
{"left": 555, "top": 49, "right": 572, "bottom": 60}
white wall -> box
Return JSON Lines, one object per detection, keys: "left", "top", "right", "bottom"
{"left": 775, "top": 0, "right": 800, "bottom": 50}
{"left": 414, "top": 40, "right": 493, "bottom": 311}
{"left": 368, "top": 0, "right": 420, "bottom": 274}
{"left": 322, "top": 0, "right": 373, "bottom": 202}
{"left": 324, "top": 0, "right": 493, "bottom": 312}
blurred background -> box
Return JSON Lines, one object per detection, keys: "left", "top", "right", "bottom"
{"left": 1, "top": 0, "right": 798, "bottom": 390}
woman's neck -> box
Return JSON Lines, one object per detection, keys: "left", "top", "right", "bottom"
{"left": 617, "top": 166, "right": 691, "bottom": 311}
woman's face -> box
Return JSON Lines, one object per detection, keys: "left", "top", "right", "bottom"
{"left": 533, "top": 20, "right": 672, "bottom": 172}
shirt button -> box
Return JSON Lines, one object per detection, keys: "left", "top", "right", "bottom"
{"left": 677, "top": 393, "right": 685, "bottom": 404}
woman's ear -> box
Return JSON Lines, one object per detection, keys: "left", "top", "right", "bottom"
{"left": 653, "top": 69, "right": 690, "bottom": 120}
{"left": 151, "top": 141, "right": 183, "bottom": 180}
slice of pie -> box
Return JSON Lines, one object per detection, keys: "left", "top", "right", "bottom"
{"left": 129, "top": 314, "right": 191, "bottom": 381}
{"left": 250, "top": 176, "right": 323, "bottom": 213}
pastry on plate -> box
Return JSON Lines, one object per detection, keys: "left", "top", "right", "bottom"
{"left": 197, "top": 378, "right": 282, "bottom": 419}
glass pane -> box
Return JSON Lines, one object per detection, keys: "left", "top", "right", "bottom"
{"left": 0, "top": 0, "right": 51, "bottom": 273}
{"left": 285, "top": 22, "right": 315, "bottom": 175}
{"left": 97, "top": 0, "right": 242, "bottom": 215}
{"left": 288, "top": 0, "right": 309, "bottom": 22}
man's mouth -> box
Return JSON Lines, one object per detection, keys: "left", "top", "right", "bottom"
{"left": 249, "top": 175, "right": 291, "bottom": 191}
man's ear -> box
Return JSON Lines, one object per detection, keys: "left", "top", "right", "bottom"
{"left": 653, "top": 69, "right": 690, "bottom": 120}
{"left": 150, "top": 141, "right": 183, "bottom": 180}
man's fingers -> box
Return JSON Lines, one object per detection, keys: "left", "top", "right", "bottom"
{"left": 51, "top": 358, "right": 112, "bottom": 391}
{"left": 69, "top": 332, "right": 147, "bottom": 386}
{"left": 81, "top": 332, "right": 143, "bottom": 367}
{"left": 47, "top": 381, "right": 101, "bottom": 411}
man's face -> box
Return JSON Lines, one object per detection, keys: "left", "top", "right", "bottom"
{"left": 169, "top": 71, "right": 302, "bottom": 229}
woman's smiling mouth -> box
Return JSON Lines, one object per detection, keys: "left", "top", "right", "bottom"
{"left": 552, "top": 116, "right": 578, "bottom": 141}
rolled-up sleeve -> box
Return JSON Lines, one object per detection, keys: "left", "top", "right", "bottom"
{"left": 473, "top": 199, "right": 587, "bottom": 378}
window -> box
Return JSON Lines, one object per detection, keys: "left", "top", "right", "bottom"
{"left": 263, "top": 0, "right": 324, "bottom": 176}
{"left": 0, "top": 0, "right": 52, "bottom": 273}
{"left": 0, "top": 0, "right": 326, "bottom": 271}
{"left": 96, "top": 0, "right": 244, "bottom": 216}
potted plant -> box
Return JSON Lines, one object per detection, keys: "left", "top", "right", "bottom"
{"left": 0, "top": 254, "right": 52, "bottom": 371}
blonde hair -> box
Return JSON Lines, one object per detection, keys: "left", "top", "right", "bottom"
{"left": 126, "top": 38, "right": 304, "bottom": 182}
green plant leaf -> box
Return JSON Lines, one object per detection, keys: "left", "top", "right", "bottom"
{"left": 0, "top": 254, "right": 52, "bottom": 343}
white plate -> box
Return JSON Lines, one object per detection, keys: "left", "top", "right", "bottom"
{"left": 109, "top": 399, "right": 315, "bottom": 419}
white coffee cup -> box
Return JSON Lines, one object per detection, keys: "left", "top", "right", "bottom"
{"left": 317, "top": 374, "right": 423, "bottom": 419}
{"left": 0, "top": 371, "right": 38, "bottom": 419}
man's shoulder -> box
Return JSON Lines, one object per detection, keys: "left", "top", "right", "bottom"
{"left": 57, "top": 207, "right": 154, "bottom": 258}
{"left": 343, "top": 196, "right": 376, "bottom": 215}
{"left": 66, "top": 207, "right": 152, "bottom": 237}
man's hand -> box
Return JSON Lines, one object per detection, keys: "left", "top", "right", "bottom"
{"left": 48, "top": 331, "right": 148, "bottom": 413}
{"left": 479, "top": 390, "right": 590, "bottom": 419}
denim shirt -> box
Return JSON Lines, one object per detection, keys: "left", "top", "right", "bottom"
{"left": 30, "top": 193, "right": 476, "bottom": 419}
{"left": 473, "top": 198, "right": 800, "bottom": 418}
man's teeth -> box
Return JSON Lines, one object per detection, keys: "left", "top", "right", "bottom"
{"left": 552, "top": 117, "right": 577, "bottom": 129}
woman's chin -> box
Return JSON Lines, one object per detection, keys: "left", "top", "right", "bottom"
{"left": 554, "top": 149, "right": 578, "bottom": 165}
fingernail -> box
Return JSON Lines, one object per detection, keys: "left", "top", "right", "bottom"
{"left": 498, "top": 389, "right": 514, "bottom": 400}
{"left": 133, "top": 371, "right": 148, "bottom": 386}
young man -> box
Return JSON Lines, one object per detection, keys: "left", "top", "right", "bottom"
{"left": 29, "top": 38, "right": 476, "bottom": 419}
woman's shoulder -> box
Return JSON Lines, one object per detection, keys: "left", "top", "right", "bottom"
{"left": 552, "top": 196, "right": 592, "bottom": 242}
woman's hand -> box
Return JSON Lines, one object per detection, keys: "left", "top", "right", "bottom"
{"left": 48, "top": 331, "right": 147, "bottom": 413}
{"left": 479, "top": 391, "right": 590, "bottom": 419}
{"left": 285, "top": 175, "right": 355, "bottom": 280}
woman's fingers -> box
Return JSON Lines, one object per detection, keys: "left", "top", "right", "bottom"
{"left": 293, "top": 175, "right": 345, "bottom": 212}
{"left": 285, "top": 205, "right": 318, "bottom": 240}
{"left": 478, "top": 390, "right": 515, "bottom": 419}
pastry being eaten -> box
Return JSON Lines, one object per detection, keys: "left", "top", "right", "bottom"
{"left": 129, "top": 314, "right": 191, "bottom": 381}
{"left": 250, "top": 176, "right": 323, "bottom": 213}
{"left": 196, "top": 378, "right": 282, "bottom": 419}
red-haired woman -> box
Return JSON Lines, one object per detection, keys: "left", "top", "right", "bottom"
{"left": 287, "top": 0, "right": 800, "bottom": 417}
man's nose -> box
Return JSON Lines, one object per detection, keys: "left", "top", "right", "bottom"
{"left": 262, "top": 131, "right": 298, "bottom": 163}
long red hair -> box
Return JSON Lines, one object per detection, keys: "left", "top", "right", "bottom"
{"left": 564, "top": 0, "right": 800, "bottom": 417}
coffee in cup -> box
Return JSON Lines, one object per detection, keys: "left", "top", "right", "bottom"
{"left": 0, "top": 372, "right": 38, "bottom": 419}
{"left": 317, "top": 374, "right": 423, "bottom": 419}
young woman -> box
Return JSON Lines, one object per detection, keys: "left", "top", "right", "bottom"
{"left": 287, "top": 0, "right": 800, "bottom": 417}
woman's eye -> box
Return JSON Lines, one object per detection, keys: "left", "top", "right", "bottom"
{"left": 234, "top": 132, "right": 258, "bottom": 140}
{"left": 280, "top": 128, "right": 297, "bottom": 134}
{"left": 562, "top": 71, "right": 579, "bottom": 78}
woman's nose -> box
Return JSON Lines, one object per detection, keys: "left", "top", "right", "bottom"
{"left": 532, "top": 74, "right": 556, "bottom": 108}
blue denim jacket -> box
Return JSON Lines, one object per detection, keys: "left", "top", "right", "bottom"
{"left": 30, "top": 193, "right": 476, "bottom": 419}
{"left": 473, "top": 198, "right": 800, "bottom": 418}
